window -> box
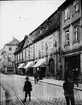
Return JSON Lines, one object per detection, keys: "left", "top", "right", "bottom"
{"left": 41, "top": 41, "right": 44, "bottom": 50}
{"left": 73, "top": 24, "right": 80, "bottom": 43}
{"left": 26, "top": 48, "right": 29, "bottom": 60}
{"left": 48, "top": 36, "right": 53, "bottom": 49}
{"left": 64, "top": 8, "right": 70, "bottom": 20}
{"left": 9, "top": 47, "right": 12, "bottom": 51}
{"left": 73, "top": 0, "right": 80, "bottom": 13}
{"left": 8, "top": 56, "right": 11, "bottom": 62}
{"left": 65, "top": 30, "right": 70, "bottom": 46}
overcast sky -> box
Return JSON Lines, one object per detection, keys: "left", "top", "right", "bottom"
{"left": 0, "top": 0, "right": 65, "bottom": 49}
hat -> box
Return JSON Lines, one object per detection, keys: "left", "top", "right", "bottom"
{"left": 26, "top": 76, "right": 29, "bottom": 80}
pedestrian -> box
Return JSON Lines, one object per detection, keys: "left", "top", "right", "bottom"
{"left": 64, "top": 66, "right": 73, "bottom": 81}
{"left": 63, "top": 78, "right": 75, "bottom": 105}
{"left": 72, "top": 68, "right": 79, "bottom": 87}
{"left": 34, "top": 70, "right": 38, "bottom": 84}
{"left": 23, "top": 76, "right": 32, "bottom": 102}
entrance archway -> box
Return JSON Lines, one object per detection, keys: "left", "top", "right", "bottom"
{"left": 49, "top": 58, "right": 55, "bottom": 76}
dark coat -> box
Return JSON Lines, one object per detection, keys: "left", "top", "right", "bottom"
{"left": 64, "top": 69, "right": 73, "bottom": 81}
{"left": 23, "top": 80, "right": 32, "bottom": 92}
{"left": 63, "top": 81, "right": 74, "bottom": 96}
{"left": 34, "top": 71, "right": 38, "bottom": 78}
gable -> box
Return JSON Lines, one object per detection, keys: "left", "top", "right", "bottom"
{"left": 23, "top": 36, "right": 33, "bottom": 49}
{"left": 27, "top": 36, "right": 33, "bottom": 45}
{"left": 23, "top": 38, "right": 29, "bottom": 48}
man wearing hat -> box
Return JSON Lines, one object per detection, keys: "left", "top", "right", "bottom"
{"left": 23, "top": 76, "right": 32, "bottom": 102}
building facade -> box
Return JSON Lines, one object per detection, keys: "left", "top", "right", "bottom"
{"left": 14, "top": 0, "right": 82, "bottom": 80}
{"left": 59, "top": 0, "right": 82, "bottom": 78}
{"left": 14, "top": 10, "right": 61, "bottom": 79}
{"left": 1, "top": 37, "right": 19, "bottom": 73}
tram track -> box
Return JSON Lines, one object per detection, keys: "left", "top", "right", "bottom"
{"left": 1, "top": 74, "right": 82, "bottom": 105}
{"left": 0, "top": 80, "right": 24, "bottom": 105}
{"left": 0, "top": 79, "right": 52, "bottom": 105}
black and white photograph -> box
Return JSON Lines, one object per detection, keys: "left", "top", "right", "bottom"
{"left": 0, "top": 0, "right": 82, "bottom": 105}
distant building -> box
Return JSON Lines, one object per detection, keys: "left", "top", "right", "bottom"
{"left": 1, "top": 37, "right": 19, "bottom": 73}
{"left": 14, "top": 35, "right": 28, "bottom": 74}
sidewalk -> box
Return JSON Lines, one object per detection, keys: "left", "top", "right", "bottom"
{"left": 0, "top": 86, "right": 6, "bottom": 105}
{"left": 29, "top": 76, "right": 82, "bottom": 90}
{"left": 13, "top": 75, "right": 82, "bottom": 91}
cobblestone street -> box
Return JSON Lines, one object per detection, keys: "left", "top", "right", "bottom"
{"left": 0, "top": 74, "right": 82, "bottom": 105}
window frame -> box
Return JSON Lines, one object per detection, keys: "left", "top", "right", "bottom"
{"left": 73, "top": 22, "right": 80, "bottom": 44}
{"left": 73, "top": 0, "right": 80, "bottom": 15}
{"left": 64, "top": 8, "right": 70, "bottom": 21}
{"left": 64, "top": 29, "right": 70, "bottom": 47}
{"left": 9, "top": 47, "right": 12, "bottom": 51}
{"left": 72, "top": 0, "right": 80, "bottom": 16}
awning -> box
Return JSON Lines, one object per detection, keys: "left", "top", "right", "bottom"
{"left": 24, "top": 61, "right": 34, "bottom": 69}
{"left": 18, "top": 63, "right": 25, "bottom": 69}
{"left": 33, "top": 58, "right": 46, "bottom": 67}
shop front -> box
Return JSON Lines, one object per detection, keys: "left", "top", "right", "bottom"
{"left": 65, "top": 54, "right": 80, "bottom": 71}
{"left": 24, "top": 61, "right": 35, "bottom": 76}
{"left": 18, "top": 63, "right": 25, "bottom": 75}
{"left": 33, "top": 58, "right": 46, "bottom": 79}
{"left": 64, "top": 54, "right": 81, "bottom": 81}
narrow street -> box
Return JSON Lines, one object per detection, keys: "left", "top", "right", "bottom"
{"left": 0, "top": 73, "right": 82, "bottom": 105}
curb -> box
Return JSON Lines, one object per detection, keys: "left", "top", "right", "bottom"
{"left": 29, "top": 77, "right": 82, "bottom": 91}
{"left": 12, "top": 75, "right": 82, "bottom": 91}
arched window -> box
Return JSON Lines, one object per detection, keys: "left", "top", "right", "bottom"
{"left": 49, "top": 58, "right": 54, "bottom": 76}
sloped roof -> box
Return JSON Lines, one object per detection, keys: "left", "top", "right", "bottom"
{"left": 14, "top": 35, "right": 28, "bottom": 54}
{"left": 6, "top": 37, "right": 20, "bottom": 46}
{"left": 29, "top": 9, "right": 60, "bottom": 42}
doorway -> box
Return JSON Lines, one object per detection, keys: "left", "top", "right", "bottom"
{"left": 65, "top": 55, "right": 80, "bottom": 70}
{"left": 49, "top": 58, "right": 55, "bottom": 77}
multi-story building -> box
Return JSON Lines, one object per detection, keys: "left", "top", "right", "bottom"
{"left": 59, "top": 0, "right": 82, "bottom": 78}
{"left": 1, "top": 37, "right": 19, "bottom": 73}
{"left": 14, "top": 0, "right": 82, "bottom": 80}
{"left": 14, "top": 35, "right": 33, "bottom": 74}
{"left": 14, "top": 10, "right": 61, "bottom": 79}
